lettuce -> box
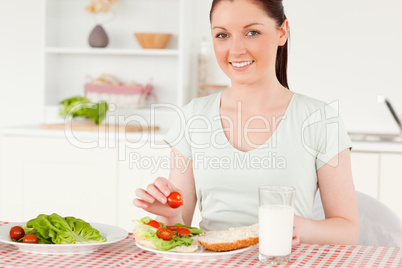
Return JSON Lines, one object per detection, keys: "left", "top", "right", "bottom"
{"left": 26, "top": 213, "right": 106, "bottom": 244}
{"left": 171, "top": 224, "right": 204, "bottom": 236}
{"left": 59, "top": 96, "right": 90, "bottom": 118}
{"left": 134, "top": 220, "right": 158, "bottom": 239}
{"left": 58, "top": 96, "right": 109, "bottom": 125}
{"left": 149, "top": 235, "right": 194, "bottom": 251}
{"left": 139, "top": 216, "right": 154, "bottom": 225}
{"left": 134, "top": 217, "right": 203, "bottom": 251}
{"left": 65, "top": 216, "right": 107, "bottom": 243}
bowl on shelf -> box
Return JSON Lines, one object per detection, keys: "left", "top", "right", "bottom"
{"left": 134, "top": 33, "right": 172, "bottom": 49}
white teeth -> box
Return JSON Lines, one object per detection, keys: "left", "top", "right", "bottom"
{"left": 231, "top": 61, "right": 253, "bottom": 67}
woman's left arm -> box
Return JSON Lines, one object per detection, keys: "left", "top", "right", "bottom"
{"left": 294, "top": 148, "right": 360, "bottom": 245}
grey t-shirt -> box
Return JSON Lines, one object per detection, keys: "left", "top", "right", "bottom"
{"left": 164, "top": 91, "right": 352, "bottom": 231}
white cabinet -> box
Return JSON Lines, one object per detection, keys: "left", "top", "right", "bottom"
{"left": 43, "top": 0, "right": 195, "bottom": 110}
{"left": 0, "top": 133, "right": 202, "bottom": 231}
{"left": 0, "top": 135, "right": 117, "bottom": 225}
{"left": 351, "top": 151, "right": 402, "bottom": 220}
{"left": 350, "top": 152, "right": 380, "bottom": 199}
{"left": 378, "top": 153, "right": 402, "bottom": 219}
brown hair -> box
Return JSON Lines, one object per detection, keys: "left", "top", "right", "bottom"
{"left": 210, "top": 0, "right": 289, "bottom": 89}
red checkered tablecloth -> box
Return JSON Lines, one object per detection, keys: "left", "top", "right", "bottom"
{"left": 0, "top": 221, "right": 401, "bottom": 268}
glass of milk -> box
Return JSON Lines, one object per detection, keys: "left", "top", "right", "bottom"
{"left": 258, "top": 185, "right": 295, "bottom": 265}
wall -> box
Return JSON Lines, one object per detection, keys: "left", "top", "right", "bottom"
{"left": 194, "top": 0, "right": 402, "bottom": 134}
{"left": 192, "top": 0, "right": 230, "bottom": 92}
{"left": 0, "top": 0, "right": 44, "bottom": 127}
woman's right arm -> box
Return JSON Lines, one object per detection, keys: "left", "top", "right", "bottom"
{"left": 133, "top": 146, "right": 197, "bottom": 226}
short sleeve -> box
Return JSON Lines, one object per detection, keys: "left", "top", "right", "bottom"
{"left": 301, "top": 102, "right": 352, "bottom": 170}
{"left": 314, "top": 104, "right": 352, "bottom": 170}
{"left": 163, "top": 100, "right": 194, "bottom": 159}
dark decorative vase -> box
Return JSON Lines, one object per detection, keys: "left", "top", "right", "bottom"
{"left": 88, "top": 24, "right": 109, "bottom": 48}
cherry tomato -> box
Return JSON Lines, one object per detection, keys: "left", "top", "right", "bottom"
{"left": 167, "top": 192, "right": 183, "bottom": 209}
{"left": 9, "top": 226, "right": 25, "bottom": 241}
{"left": 177, "top": 227, "right": 192, "bottom": 236}
{"left": 166, "top": 225, "right": 181, "bottom": 232}
{"left": 156, "top": 227, "right": 174, "bottom": 241}
{"left": 147, "top": 220, "right": 161, "bottom": 229}
{"left": 23, "top": 234, "right": 38, "bottom": 244}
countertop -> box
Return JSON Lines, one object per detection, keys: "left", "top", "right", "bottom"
{"left": 351, "top": 141, "right": 402, "bottom": 153}
{"left": 2, "top": 126, "right": 402, "bottom": 153}
{"left": 0, "top": 125, "right": 167, "bottom": 143}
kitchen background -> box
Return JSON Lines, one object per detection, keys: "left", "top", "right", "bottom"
{"left": 0, "top": 0, "right": 402, "bottom": 231}
{"left": 1, "top": 0, "right": 402, "bottom": 132}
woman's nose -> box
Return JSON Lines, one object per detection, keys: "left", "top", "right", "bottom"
{"left": 229, "top": 35, "right": 247, "bottom": 56}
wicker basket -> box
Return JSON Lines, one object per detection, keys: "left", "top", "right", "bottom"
{"left": 84, "top": 83, "right": 157, "bottom": 109}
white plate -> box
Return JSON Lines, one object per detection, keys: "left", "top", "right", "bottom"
{"left": 135, "top": 241, "right": 254, "bottom": 261}
{"left": 0, "top": 222, "right": 128, "bottom": 255}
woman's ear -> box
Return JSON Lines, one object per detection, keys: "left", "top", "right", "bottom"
{"left": 278, "top": 19, "right": 289, "bottom": 46}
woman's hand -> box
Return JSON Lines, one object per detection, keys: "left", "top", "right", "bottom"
{"left": 133, "top": 177, "right": 183, "bottom": 220}
{"left": 292, "top": 225, "right": 300, "bottom": 248}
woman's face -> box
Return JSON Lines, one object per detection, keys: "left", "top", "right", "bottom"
{"left": 211, "top": 0, "right": 288, "bottom": 87}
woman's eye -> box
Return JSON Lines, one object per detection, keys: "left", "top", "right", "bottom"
{"left": 216, "top": 33, "right": 228, "bottom": 39}
{"left": 247, "top": 30, "right": 260, "bottom": 37}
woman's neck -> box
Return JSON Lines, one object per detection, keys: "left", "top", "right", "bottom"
{"left": 223, "top": 77, "right": 291, "bottom": 111}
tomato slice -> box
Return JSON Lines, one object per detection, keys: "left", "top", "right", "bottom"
{"left": 166, "top": 225, "right": 181, "bottom": 232}
{"left": 147, "top": 220, "right": 161, "bottom": 229}
{"left": 156, "top": 227, "right": 174, "bottom": 241}
{"left": 23, "top": 234, "right": 38, "bottom": 244}
{"left": 177, "top": 227, "right": 192, "bottom": 236}
{"left": 167, "top": 192, "right": 183, "bottom": 209}
{"left": 9, "top": 226, "right": 25, "bottom": 241}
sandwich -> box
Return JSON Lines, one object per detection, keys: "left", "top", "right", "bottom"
{"left": 133, "top": 217, "right": 203, "bottom": 252}
{"left": 134, "top": 217, "right": 259, "bottom": 253}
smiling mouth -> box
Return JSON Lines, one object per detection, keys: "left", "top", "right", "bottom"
{"left": 230, "top": 60, "right": 254, "bottom": 68}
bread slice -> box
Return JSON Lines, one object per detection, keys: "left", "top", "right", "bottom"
{"left": 198, "top": 223, "right": 259, "bottom": 251}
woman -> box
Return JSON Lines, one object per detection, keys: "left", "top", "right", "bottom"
{"left": 134, "top": 0, "right": 359, "bottom": 246}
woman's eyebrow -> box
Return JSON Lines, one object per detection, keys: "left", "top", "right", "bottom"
{"left": 244, "top": 23, "right": 264, "bottom": 28}
{"left": 212, "top": 26, "right": 227, "bottom": 30}
{"left": 212, "top": 23, "right": 264, "bottom": 30}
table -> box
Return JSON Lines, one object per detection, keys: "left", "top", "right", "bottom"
{"left": 0, "top": 221, "right": 401, "bottom": 268}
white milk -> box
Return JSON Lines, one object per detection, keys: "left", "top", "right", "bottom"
{"left": 259, "top": 204, "right": 294, "bottom": 256}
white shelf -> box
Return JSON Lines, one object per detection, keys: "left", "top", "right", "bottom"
{"left": 43, "top": 0, "right": 195, "bottom": 109}
{"left": 45, "top": 47, "right": 179, "bottom": 56}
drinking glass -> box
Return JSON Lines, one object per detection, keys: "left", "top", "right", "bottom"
{"left": 258, "top": 185, "right": 296, "bottom": 265}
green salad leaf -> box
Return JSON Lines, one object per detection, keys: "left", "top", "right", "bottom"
{"left": 59, "top": 96, "right": 109, "bottom": 125}
{"left": 26, "top": 213, "right": 106, "bottom": 244}
{"left": 59, "top": 96, "right": 91, "bottom": 118}
{"left": 133, "top": 217, "right": 203, "bottom": 251}
{"left": 139, "top": 216, "right": 166, "bottom": 228}
{"left": 149, "top": 235, "right": 194, "bottom": 251}
{"left": 65, "top": 216, "right": 106, "bottom": 243}
{"left": 140, "top": 216, "right": 153, "bottom": 225}
{"left": 84, "top": 101, "right": 108, "bottom": 125}
{"left": 176, "top": 224, "right": 204, "bottom": 236}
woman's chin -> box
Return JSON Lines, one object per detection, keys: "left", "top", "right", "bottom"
{"left": 230, "top": 78, "right": 256, "bottom": 87}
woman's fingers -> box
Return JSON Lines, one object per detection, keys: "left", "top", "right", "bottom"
{"left": 292, "top": 235, "right": 300, "bottom": 247}
{"left": 292, "top": 226, "right": 300, "bottom": 247}
{"left": 135, "top": 188, "right": 155, "bottom": 203}
{"left": 154, "top": 177, "right": 173, "bottom": 197}
{"left": 133, "top": 198, "right": 148, "bottom": 209}
{"left": 146, "top": 183, "right": 167, "bottom": 204}
{"left": 134, "top": 177, "right": 175, "bottom": 206}
{"left": 133, "top": 177, "right": 185, "bottom": 218}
